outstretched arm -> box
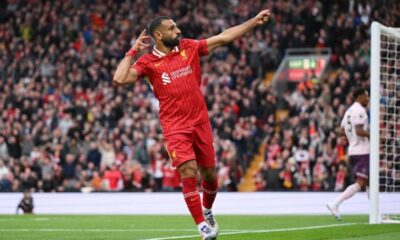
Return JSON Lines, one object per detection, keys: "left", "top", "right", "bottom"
{"left": 206, "top": 9, "right": 270, "bottom": 54}
{"left": 113, "top": 30, "right": 150, "bottom": 85}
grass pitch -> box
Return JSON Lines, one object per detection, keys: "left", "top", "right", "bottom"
{"left": 0, "top": 215, "right": 399, "bottom": 240}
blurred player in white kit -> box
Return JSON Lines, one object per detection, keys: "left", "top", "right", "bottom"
{"left": 327, "top": 88, "right": 370, "bottom": 220}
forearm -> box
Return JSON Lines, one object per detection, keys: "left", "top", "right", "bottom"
{"left": 207, "top": 9, "right": 269, "bottom": 53}
{"left": 355, "top": 125, "right": 369, "bottom": 138}
{"left": 217, "top": 18, "right": 258, "bottom": 44}
{"left": 113, "top": 55, "right": 135, "bottom": 84}
{"left": 113, "top": 29, "right": 149, "bottom": 85}
{"left": 356, "top": 129, "right": 369, "bottom": 138}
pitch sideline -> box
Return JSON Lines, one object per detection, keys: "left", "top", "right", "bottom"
{"left": 139, "top": 223, "right": 360, "bottom": 240}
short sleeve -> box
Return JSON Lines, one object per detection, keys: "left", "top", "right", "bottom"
{"left": 197, "top": 39, "right": 209, "bottom": 56}
{"left": 131, "top": 56, "right": 148, "bottom": 78}
{"left": 353, "top": 108, "right": 367, "bottom": 125}
{"left": 183, "top": 38, "right": 209, "bottom": 57}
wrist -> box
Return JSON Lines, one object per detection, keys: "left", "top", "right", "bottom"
{"left": 125, "top": 48, "right": 137, "bottom": 57}
{"left": 249, "top": 17, "right": 259, "bottom": 27}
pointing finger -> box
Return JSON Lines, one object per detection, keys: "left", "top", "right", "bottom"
{"left": 138, "top": 29, "right": 147, "bottom": 38}
{"left": 139, "top": 36, "right": 151, "bottom": 41}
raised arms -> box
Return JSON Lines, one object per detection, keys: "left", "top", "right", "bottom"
{"left": 113, "top": 30, "right": 150, "bottom": 85}
{"left": 206, "top": 9, "right": 270, "bottom": 54}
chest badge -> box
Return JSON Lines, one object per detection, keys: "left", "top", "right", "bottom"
{"left": 180, "top": 50, "right": 187, "bottom": 60}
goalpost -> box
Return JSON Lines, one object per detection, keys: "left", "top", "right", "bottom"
{"left": 370, "top": 22, "right": 400, "bottom": 224}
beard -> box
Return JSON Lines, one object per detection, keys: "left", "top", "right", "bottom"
{"left": 162, "top": 35, "right": 181, "bottom": 48}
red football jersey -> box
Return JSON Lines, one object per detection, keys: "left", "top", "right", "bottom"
{"left": 132, "top": 39, "right": 209, "bottom": 134}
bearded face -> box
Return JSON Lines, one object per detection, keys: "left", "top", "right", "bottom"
{"left": 161, "top": 33, "right": 181, "bottom": 48}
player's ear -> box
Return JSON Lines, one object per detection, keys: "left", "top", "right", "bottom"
{"left": 154, "top": 31, "right": 162, "bottom": 40}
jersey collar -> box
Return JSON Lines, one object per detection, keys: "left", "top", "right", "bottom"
{"left": 152, "top": 46, "right": 179, "bottom": 58}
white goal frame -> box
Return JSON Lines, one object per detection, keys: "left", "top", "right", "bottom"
{"left": 370, "top": 21, "right": 400, "bottom": 224}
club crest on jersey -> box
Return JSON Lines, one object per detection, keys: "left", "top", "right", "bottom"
{"left": 161, "top": 72, "right": 171, "bottom": 85}
{"left": 180, "top": 50, "right": 187, "bottom": 60}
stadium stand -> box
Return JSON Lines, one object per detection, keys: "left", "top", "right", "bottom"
{"left": 0, "top": 0, "right": 398, "bottom": 192}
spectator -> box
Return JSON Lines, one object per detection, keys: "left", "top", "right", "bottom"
{"left": 90, "top": 171, "right": 102, "bottom": 191}
{"left": 99, "top": 139, "right": 115, "bottom": 170}
{"left": 103, "top": 164, "right": 123, "bottom": 191}
{"left": 39, "top": 173, "right": 57, "bottom": 192}
{"left": 86, "top": 142, "right": 102, "bottom": 168}
{"left": 0, "top": 159, "right": 9, "bottom": 179}
{"left": 62, "top": 154, "right": 76, "bottom": 180}
{"left": 0, "top": 136, "right": 9, "bottom": 160}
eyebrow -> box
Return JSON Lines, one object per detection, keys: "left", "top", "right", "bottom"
{"left": 167, "top": 23, "right": 176, "bottom": 30}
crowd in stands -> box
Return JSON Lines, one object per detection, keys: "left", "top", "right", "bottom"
{"left": 0, "top": 0, "right": 399, "bottom": 193}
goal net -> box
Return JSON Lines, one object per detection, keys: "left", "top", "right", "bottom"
{"left": 370, "top": 22, "right": 400, "bottom": 224}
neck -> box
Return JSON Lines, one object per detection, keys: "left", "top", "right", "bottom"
{"left": 155, "top": 44, "right": 173, "bottom": 54}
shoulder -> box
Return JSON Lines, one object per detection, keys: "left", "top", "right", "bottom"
{"left": 343, "top": 107, "right": 351, "bottom": 116}
{"left": 136, "top": 53, "right": 156, "bottom": 63}
{"left": 180, "top": 38, "right": 201, "bottom": 48}
{"left": 134, "top": 53, "right": 159, "bottom": 70}
{"left": 349, "top": 105, "right": 367, "bottom": 121}
{"left": 352, "top": 104, "right": 366, "bottom": 114}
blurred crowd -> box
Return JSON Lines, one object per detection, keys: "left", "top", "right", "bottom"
{"left": 0, "top": 0, "right": 399, "bottom": 193}
{"left": 257, "top": 0, "right": 400, "bottom": 191}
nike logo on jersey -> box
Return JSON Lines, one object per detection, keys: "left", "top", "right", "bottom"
{"left": 162, "top": 72, "right": 171, "bottom": 85}
{"left": 155, "top": 61, "right": 164, "bottom": 67}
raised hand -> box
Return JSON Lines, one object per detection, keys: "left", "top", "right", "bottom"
{"left": 254, "top": 9, "right": 271, "bottom": 25}
{"left": 131, "top": 29, "right": 150, "bottom": 52}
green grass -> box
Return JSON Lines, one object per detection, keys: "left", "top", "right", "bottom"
{"left": 0, "top": 215, "right": 399, "bottom": 240}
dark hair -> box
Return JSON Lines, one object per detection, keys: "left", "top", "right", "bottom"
{"left": 353, "top": 88, "right": 367, "bottom": 100}
{"left": 147, "top": 16, "right": 171, "bottom": 38}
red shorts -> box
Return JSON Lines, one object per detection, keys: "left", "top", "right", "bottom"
{"left": 164, "top": 121, "right": 216, "bottom": 168}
